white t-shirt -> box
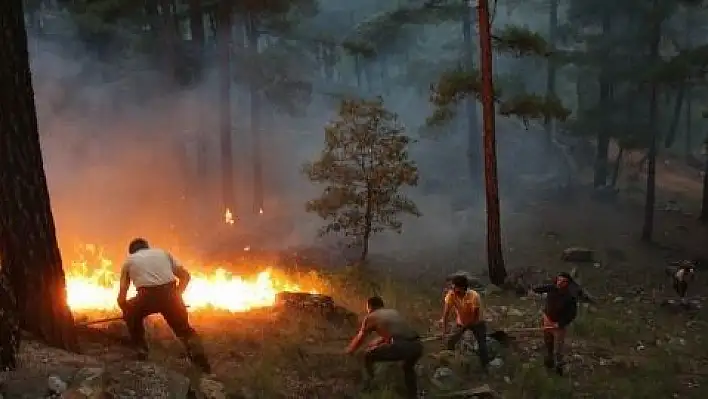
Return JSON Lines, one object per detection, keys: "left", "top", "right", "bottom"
{"left": 120, "top": 248, "right": 179, "bottom": 288}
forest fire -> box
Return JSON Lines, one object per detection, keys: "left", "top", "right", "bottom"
{"left": 64, "top": 244, "right": 319, "bottom": 313}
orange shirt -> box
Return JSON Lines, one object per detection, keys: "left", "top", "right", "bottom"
{"left": 444, "top": 289, "right": 483, "bottom": 326}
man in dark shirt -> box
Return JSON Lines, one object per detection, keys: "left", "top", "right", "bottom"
{"left": 345, "top": 296, "right": 423, "bottom": 398}
{"left": 532, "top": 272, "right": 593, "bottom": 375}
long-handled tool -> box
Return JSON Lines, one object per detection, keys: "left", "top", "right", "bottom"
{"left": 76, "top": 306, "right": 192, "bottom": 327}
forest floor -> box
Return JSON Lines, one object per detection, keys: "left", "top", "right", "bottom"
{"left": 3, "top": 158, "right": 708, "bottom": 399}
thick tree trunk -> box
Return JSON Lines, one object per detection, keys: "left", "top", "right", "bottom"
{"left": 462, "top": 4, "right": 482, "bottom": 187}
{"left": 701, "top": 142, "right": 708, "bottom": 223}
{"left": 218, "top": 4, "right": 235, "bottom": 212}
{"left": 663, "top": 84, "right": 685, "bottom": 148}
{"left": 641, "top": 2, "right": 662, "bottom": 242}
{"left": 685, "top": 90, "right": 692, "bottom": 159}
{"left": 0, "top": 0, "right": 77, "bottom": 355}
{"left": 544, "top": 0, "right": 559, "bottom": 143}
{"left": 610, "top": 146, "right": 624, "bottom": 188}
{"left": 0, "top": 270, "right": 20, "bottom": 371}
{"left": 477, "top": 0, "right": 507, "bottom": 286}
{"left": 247, "top": 14, "right": 264, "bottom": 215}
{"left": 593, "top": 13, "right": 612, "bottom": 188}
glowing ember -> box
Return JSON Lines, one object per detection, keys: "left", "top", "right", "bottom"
{"left": 65, "top": 244, "right": 317, "bottom": 313}
{"left": 224, "top": 208, "right": 235, "bottom": 225}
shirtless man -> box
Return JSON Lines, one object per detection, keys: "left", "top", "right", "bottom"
{"left": 345, "top": 296, "right": 423, "bottom": 398}
{"left": 117, "top": 238, "right": 210, "bottom": 373}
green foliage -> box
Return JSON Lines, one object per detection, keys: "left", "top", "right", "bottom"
{"left": 427, "top": 69, "right": 571, "bottom": 127}
{"left": 303, "top": 98, "right": 421, "bottom": 249}
{"left": 493, "top": 25, "right": 551, "bottom": 58}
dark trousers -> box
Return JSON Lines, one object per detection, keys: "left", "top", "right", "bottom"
{"left": 673, "top": 279, "right": 688, "bottom": 298}
{"left": 121, "top": 282, "right": 210, "bottom": 373}
{"left": 364, "top": 338, "right": 423, "bottom": 398}
{"left": 542, "top": 313, "right": 566, "bottom": 375}
{"left": 446, "top": 322, "right": 490, "bottom": 370}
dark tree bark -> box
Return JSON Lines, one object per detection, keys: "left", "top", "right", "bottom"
{"left": 701, "top": 140, "right": 708, "bottom": 223}
{"left": 0, "top": 0, "right": 77, "bottom": 356}
{"left": 477, "top": 0, "right": 507, "bottom": 286}
{"left": 544, "top": 0, "right": 559, "bottom": 143}
{"left": 247, "top": 14, "right": 264, "bottom": 214}
{"left": 462, "top": 5, "right": 482, "bottom": 188}
{"left": 593, "top": 12, "right": 612, "bottom": 188}
{"left": 663, "top": 84, "right": 685, "bottom": 148}
{"left": 0, "top": 270, "right": 20, "bottom": 371}
{"left": 641, "top": 1, "right": 662, "bottom": 242}
{"left": 610, "top": 146, "right": 624, "bottom": 188}
{"left": 685, "top": 90, "right": 692, "bottom": 159}
{"left": 218, "top": 3, "right": 235, "bottom": 212}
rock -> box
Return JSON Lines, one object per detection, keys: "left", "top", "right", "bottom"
{"left": 62, "top": 367, "right": 105, "bottom": 398}
{"left": 561, "top": 247, "right": 594, "bottom": 263}
{"left": 48, "top": 375, "right": 68, "bottom": 394}
{"left": 166, "top": 370, "right": 191, "bottom": 399}
{"left": 197, "top": 377, "right": 227, "bottom": 399}
{"left": 489, "top": 358, "right": 504, "bottom": 368}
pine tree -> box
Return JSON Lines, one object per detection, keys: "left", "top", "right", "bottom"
{"left": 0, "top": 0, "right": 78, "bottom": 363}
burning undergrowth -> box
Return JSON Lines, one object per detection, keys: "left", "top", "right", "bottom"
{"left": 64, "top": 243, "right": 329, "bottom": 319}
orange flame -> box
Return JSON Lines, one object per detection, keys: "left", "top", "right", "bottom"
{"left": 64, "top": 244, "right": 318, "bottom": 313}
{"left": 224, "top": 209, "right": 235, "bottom": 225}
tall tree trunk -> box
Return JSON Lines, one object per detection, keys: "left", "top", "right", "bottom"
{"left": 593, "top": 13, "right": 612, "bottom": 188}
{"left": 462, "top": 4, "right": 482, "bottom": 188}
{"left": 544, "top": 0, "right": 559, "bottom": 143}
{"left": 188, "top": 0, "right": 204, "bottom": 49}
{"left": 641, "top": 2, "right": 662, "bottom": 242}
{"left": 0, "top": 270, "right": 20, "bottom": 371}
{"left": 247, "top": 14, "right": 264, "bottom": 214}
{"left": 701, "top": 139, "right": 708, "bottom": 223}
{"left": 685, "top": 90, "right": 692, "bottom": 159}
{"left": 610, "top": 146, "right": 624, "bottom": 188}
{"left": 217, "top": 4, "right": 235, "bottom": 213}
{"left": 684, "top": 12, "right": 693, "bottom": 160}
{"left": 189, "top": 0, "right": 208, "bottom": 182}
{"left": 663, "top": 84, "right": 685, "bottom": 148}
{"left": 477, "top": 0, "right": 506, "bottom": 286}
{"left": 159, "top": 0, "right": 178, "bottom": 79}
{"left": 0, "top": 0, "right": 77, "bottom": 356}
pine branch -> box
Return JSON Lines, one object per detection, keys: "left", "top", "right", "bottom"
{"left": 427, "top": 68, "right": 570, "bottom": 127}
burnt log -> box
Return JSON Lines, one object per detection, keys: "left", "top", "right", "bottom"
{"left": 275, "top": 292, "right": 357, "bottom": 326}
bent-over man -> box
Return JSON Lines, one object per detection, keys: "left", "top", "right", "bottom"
{"left": 440, "top": 275, "right": 490, "bottom": 373}
{"left": 345, "top": 296, "right": 423, "bottom": 399}
{"left": 117, "top": 238, "right": 210, "bottom": 373}
{"left": 531, "top": 272, "right": 593, "bottom": 376}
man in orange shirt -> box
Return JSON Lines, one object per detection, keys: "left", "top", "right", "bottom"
{"left": 440, "top": 275, "right": 490, "bottom": 372}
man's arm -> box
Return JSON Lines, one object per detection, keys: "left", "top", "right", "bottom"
{"left": 117, "top": 262, "right": 131, "bottom": 309}
{"left": 440, "top": 292, "right": 453, "bottom": 334}
{"left": 578, "top": 288, "right": 595, "bottom": 304}
{"left": 168, "top": 253, "right": 191, "bottom": 294}
{"left": 346, "top": 316, "right": 373, "bottom": 354}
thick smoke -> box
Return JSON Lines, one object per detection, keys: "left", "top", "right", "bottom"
{"left": 29, "top": 5, "right": 566, "bottom": 272}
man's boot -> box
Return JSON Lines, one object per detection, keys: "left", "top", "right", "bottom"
{"left": 554, "top": 353, "right": 564, "bottom": 376}
{"left": 543, "top": 332, "right": 555, "bottom": 370}
{"left": 184, "top": 335, "right": 211, "bottom": 374}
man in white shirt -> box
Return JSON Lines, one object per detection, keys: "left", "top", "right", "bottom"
{"left": 117, "top": 238, "right": 210, "bottom": 373}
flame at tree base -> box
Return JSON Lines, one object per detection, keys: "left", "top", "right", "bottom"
{"left": 65, "top": 245, "right": 320, "bottom": 313}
